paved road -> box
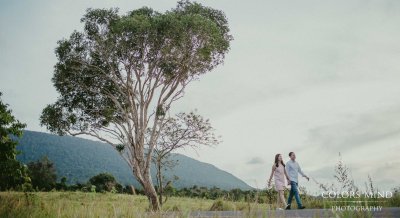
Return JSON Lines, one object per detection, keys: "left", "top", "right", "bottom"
{"left": 184, "top": 207, "right": 400, "bottom": 218}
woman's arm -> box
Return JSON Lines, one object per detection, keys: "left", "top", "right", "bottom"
{"left": 268, "top": 165, "right": 276, "bottom": 186}
{"left": 284, "top": 168, "right": 291, "bottom": 184}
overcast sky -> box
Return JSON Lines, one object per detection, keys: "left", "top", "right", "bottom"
{"left": 1, "top": 0, "right": 400, "bottom": 193}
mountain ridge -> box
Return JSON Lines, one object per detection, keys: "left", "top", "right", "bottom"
{"left": 16, "top": 130, "right": 253, "bottom": 190}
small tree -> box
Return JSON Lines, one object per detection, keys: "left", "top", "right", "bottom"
{"left": 40, "top": 1, "right": 232, "bottom": 210}
{"left": 152, "top": 111, "right": 220, "bottom": 205}
{"left": 161, "top": 181, "right": 176, "bottom": 203}
{"left": 56, "top": 176, "right": 68, "bottom": 190}
{"left": 27, "top": 156, "right": 57, "bottom": 191}
{"left": 89, "top": 173, "right": 119, "bottom": 192}
{"left": 334, "top": 153, "right": 358, "bottom": 193}
{"left": 0, "top": 92, "right": 29, "bottom": 191}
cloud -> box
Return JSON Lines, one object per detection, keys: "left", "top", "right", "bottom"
{"left": 246, "top": 157, "right": 264, "bottom": 165}
{"left": 306, "top": 106, "right": 400, "bottom": 151}
{"left": 2, "top": 0, "right": 400, "bottom": 193}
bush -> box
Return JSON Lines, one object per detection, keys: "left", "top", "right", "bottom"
{"left": 88, "top": 173, "right": 120, "bottom": 193}
{"left": 210, "top": 199, "right": 235, "bottom": 211}
{"left": 55, "top": 177, "right": 68, "bottom": 190}
{"left": 22, "top": 182, "right": 34, "bottom": 192}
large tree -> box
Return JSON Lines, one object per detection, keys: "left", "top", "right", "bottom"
{"left": 0, "top": 92, "right": 28, "bottom": 191}
{"left": 40, "top": 0, "right": 232, "bottom": 210}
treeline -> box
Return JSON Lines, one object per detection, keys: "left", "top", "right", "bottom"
{"left": 14, "top": 156, "right": 132, "bottom": 194}
{"left": 20, "top": 156, "right": 280, "bottom": 204}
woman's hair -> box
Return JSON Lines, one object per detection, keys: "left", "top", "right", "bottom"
{"left": 274, "top": 153, "right": 285, "bottom": 167}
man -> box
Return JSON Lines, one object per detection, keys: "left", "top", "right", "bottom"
{"left": 285, "top": 152, "right": 309, "bottom": 210}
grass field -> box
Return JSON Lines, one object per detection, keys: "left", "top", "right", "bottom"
{"left": 1, "top": 191, "right": 399, "bottom": 217}
{"left": 0, "top": 191, "right": 269, "bottom": 218}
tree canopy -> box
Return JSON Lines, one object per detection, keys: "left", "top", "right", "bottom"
{"left": 41, "top": 1, "right": 232, "bottom": 139}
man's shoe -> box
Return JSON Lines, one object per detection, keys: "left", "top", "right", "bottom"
{"left": 298, "top": 206, "right": 306, "bottom": 209}
{"left": 285, "top": 204, "right": 291, "bottom": 210}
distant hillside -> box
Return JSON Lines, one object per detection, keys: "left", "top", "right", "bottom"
{"left": 16, "top": 130, "right": 252, "bottom": 190}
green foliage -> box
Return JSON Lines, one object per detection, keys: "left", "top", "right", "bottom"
{"left": 55, "top": 177, "right": 68, "bottom": 190}
{"left": 89, "top": 173, "right": 119, "bottom": 193}
{"left": 90, "top": 185, "right": 96, "bottom": 193}
{"left": 164, "top": 182, "right": 176, "bottom": 197}
{"left": 27, "top": 156, "right": 57, "bottom": 191}
{"left": 40, "top": 0, "right": 232, "bottom": 137}
{"left": 389, "top": 186, "right": 400, "bottom": 207}
{"left": 209, "top": 199, "right": 236, "bottom": 211}
{"left": 21, "top": 182, "right": 34, "bottom": 192}
{"left": 0, "top": 92, "right": 29, "bottom": 191}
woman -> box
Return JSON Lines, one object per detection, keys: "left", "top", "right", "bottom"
{"left": 268, "top": 153, "right": 291, "bottom": 210}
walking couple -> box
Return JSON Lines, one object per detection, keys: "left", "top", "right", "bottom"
{"left": 267, "top": 152, "right": 309, "bottom": 210}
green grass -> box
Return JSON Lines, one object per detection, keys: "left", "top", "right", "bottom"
{"left": 0, "top": 191, "right": 268, "bottom": 218}
{"left": 1, "top": 191, "right": 398, "bottom": 217}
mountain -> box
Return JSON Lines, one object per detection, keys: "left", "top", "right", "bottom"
{"left": 16, "top": 130, "right": 253, "bottom": 190}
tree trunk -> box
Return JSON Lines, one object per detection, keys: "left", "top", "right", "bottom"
{"left": 143, "top": 177, "right": 160, "bottom": 211}
{"left": 130, "top": 141, "right": 160, "bottom": 210}
{"left": 132, "top": 161, "right": 160, "bottom": 210}
{"left": 130, "top": 185, "right": 136, "bottom": 195}
{"left": 157, "top": 159, "right": 164, "bottom": 206}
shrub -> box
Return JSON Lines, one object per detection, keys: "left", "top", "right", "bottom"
{"left": 88, "top": 173, "right": 120, "bottom": 193}
{"left": 210, "top": 199, "right": 235, "bottom": 211}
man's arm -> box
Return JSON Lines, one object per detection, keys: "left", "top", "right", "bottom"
{"left": 297, "top": 163, "right": 309, "bottom": 181}
{"left": 285, "top": 161, "right": 293, "bottom": 181}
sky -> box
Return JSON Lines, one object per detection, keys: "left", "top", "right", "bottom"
{"left": 1, "top": 0, "right": 400, "bottom": 194}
